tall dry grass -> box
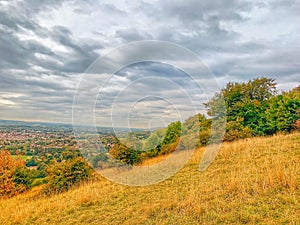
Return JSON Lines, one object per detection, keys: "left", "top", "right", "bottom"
{"left": 0, "top": 132, "right": 299, "bottom": 224}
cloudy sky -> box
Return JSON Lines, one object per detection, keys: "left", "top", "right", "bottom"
{"left": 0, "top": 0, "right": 299, "bottom": 128}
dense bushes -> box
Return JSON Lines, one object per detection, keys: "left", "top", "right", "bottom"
{"left": 1, "top": 150, "right": 93, "bottom": 197}
{"left": 0, "top": 150, "right": 32, "bottom": 197}
{"left": 107, "top": 78, "right": 299, "bottom": 165}
{"left": 109, "top": 122, "right": 182, "bottom": 164}
{"left": 42, "top": 157, "right": 92, "bottom": 195}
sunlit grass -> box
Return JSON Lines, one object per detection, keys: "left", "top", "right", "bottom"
{"left": 0, "top": 132, "right": 299, "bottom": 224}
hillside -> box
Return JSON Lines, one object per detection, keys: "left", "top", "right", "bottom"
{"left": 0, "top": 133, "right": 299, "bottom": 225}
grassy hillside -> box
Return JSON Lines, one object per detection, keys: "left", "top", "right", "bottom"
{"left": 1, "top": 133, "right": 299, "bottom": 225}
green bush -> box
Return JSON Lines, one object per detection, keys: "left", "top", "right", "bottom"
{"left": 12, "top": 167, "right": 33, "bottom": 190}
{"left": 224, "top": 119, "right": 253, "bottom": 142}
{"left": 43, "top": 157, "right": 92, "bottom": 195}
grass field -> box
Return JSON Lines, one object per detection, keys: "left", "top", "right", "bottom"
{"left": 1, "top": 133, "right": 299, "bottom": 224}
{"left": 11, "top": 155, "right": 32, "bottom": 161}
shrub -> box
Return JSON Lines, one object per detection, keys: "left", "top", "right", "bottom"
{"left": 0, "top": 150, "right": 32, "bottom": 197}
{"left": 224, "top": 120, "right": 253, "bottom": 142}
{"left": 109, "top": 142, "right": 141, "bottom": 165}
{"left": 160, "top": 138, "right": 180, "bottom": 154}
{"left": 198, "top": 130, "right": 211, "bottom": 146}
{"left": 91, "top": 153, "right": 108, "bottom": 168}
{"left": 42, "top": 157, "right": 92, "bottom": 195}
{"left": 12, "top": 167, "right": 33, "bottom": 190}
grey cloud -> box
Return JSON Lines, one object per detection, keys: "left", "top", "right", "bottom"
{"left": 115, "top": 28, "right": 153, "bottom": 42}
{"left": 0, "top": 3, "right": 101, "bottom": 74}
{"left": 0, "top": 0, "right": 299, "bottom": 124}
{"left": 160, "top": 0, "right": 252, "bottom": 23}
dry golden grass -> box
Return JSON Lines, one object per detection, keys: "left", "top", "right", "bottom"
{"left": 139, "top": 153, "right": 170, "bottom": 166}
{"left": 0, "top": 133, "right": 299, "bottom": 224}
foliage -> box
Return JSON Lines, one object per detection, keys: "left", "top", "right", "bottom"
{"left": 160, "top": 121, "right": 182, "bottom": 154}
{"left": 122, "top": 132, "right": 143, "bottom": 150}
{"left": 12, "top": 167, "right": 33, "bottom": 190}
{"left": 43, "top": 157, "right": 92, "bottom": 195}
{"left": 110, "top": 78, "right": 298, "bottom": 162}
{"left": 205, "top": 77, "right": 299, "bottom": 139}
{"left": 198, "top": 130, "right": 211, "bottom": 146}
{"left": 144, "top": 128, "right": 166, "bottom": 150}
{"left": 205, "top": 77, "right": 277, "bottom": 135}
{"left": 265, "top": 86, "right": 300, "bottom": 134}
{"left": 91, "top": 153, "right": 109, "bottom": 168}
{"left": 0, "top": 150, "right": 32, "bottom": 197}
{"left": 161, "top": 121, "right": 182, "bottom": 146}
{"left": 25, "top": 156, "right": 38, "bottom": 167}
{"left": 224, "top": 118, "right": 253, "bottom": 142}
{"left": 109, "top": 142, "right": 141, "bottom": 165}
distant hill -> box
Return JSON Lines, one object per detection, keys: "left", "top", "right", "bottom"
{"left": 0, "top": 119, "right": 147, "bottom": 134}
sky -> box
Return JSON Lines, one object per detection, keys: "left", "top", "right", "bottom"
{"left": 0, "top": 0, "right": 299, "bottom": 128}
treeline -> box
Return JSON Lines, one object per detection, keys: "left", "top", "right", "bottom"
{"left": 110, "top": 77, "right": 299, "bottom": 164}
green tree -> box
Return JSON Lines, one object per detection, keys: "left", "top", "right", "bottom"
{"left": 266, "top": 86, "right": 300, "bottom": 134}
{"left": 162, "top": 121, "right": 182, "bottom": 146}
{"left": 205, "top": 77, "right": 277, "bottom": 136}
{"left": 122, "top": 132, "right": 143, "bottom": 150}
{"left": 160, "top": 121, "right": 182, "bottom": 154}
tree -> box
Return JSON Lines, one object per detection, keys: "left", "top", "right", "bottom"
{"left": 182, "top": 114, "right": 212, "bottom": 148}
{"left": 266, "top": 86, "right": 300, "bottom": 134}
{"left": 122, "top": 132, "right": 143, "bottom": 150}
{"left": 160, "top": 121, "right": 182, "bottom": 154}
{"left": 205, "top": 77, "right": 277, "bottom": 136}
{"left": 144, "top": 128, "right": 166, "bottom": 150}
{"left": 161, "top": 121, "right": 182, "bottom": 145}
{"left": 26, "top": 156, "right": 38, "bottom": 167}
{"left": 0, "top": 150, "right": 32, "bottom": 197}
{"left": 92, "top": 153, "right": 108, "bottom": 168}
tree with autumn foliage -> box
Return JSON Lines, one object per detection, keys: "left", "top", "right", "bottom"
{"left": 0, "top": 150, "right": 32, "bottom": 197}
